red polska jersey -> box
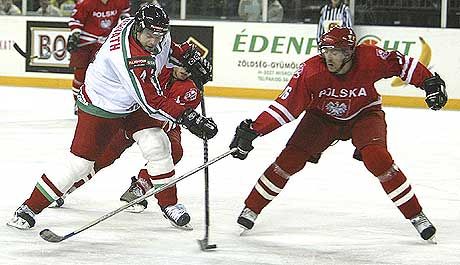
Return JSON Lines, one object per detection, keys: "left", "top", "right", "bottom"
{"left": 252, "top": 44, "right": 433, "bottom": 135}
{"left": 69, "top": 0, "right": 130, "bottom": 46}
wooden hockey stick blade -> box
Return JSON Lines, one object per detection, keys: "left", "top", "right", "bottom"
{"left": 13, "top": 42, "right": 28, "bottom": 58}
{"left": 197, "top": 239, "right": 217, "bottom": 251}
{"left": 39, "top": 148, "right": 237, "bottom": 243}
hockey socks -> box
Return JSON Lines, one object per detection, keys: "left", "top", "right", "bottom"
{"left": 244, "top": 163, "right": 290, "bottom": 214}
{"left": 379, "top": 165, "right": 422, "bottom": 219}
{"left": 138, "top": 169, "right": 178, "bottom": 208}
{"left": 360, "top": 145, "right": 422, "bottom": 219}
{"left": 25, "top": 174, "right": 64, "bottom": 214}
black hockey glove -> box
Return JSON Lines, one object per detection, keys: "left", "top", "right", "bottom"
{"left": 422, "top": 72, "right": 447, "bottom": 110}
{"left": 229, "top": 119, "right": 259, "bottom": 160}
{"left": 178, "top": 109, "right": 218, "bottom": 140}
{"left": 67, "top": 32, "right": 80, "bottom": 53}
{"left": 182, "top": 46, "right": 212, "bottom": 87}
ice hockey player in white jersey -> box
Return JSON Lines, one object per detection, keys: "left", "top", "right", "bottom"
{"left": 7, "top": 4, "right": 217, "bottom": 230}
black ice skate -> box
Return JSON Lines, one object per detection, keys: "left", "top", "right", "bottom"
{"left": 120, "top": 176, "right": 148, "bottom": 213}
{"left": 237, "top": 207, "right": 258, "bottom": 235}
{"left": 7, "top": 204, "right": 36, "bottom": 230}
{"left": 161, "top": 203, "right": 192, "bottom": 230}
{"left": 410, "top": 211, "right": 437, "bottom": 243}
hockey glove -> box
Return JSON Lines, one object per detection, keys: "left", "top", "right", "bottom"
{"left": 182, "top": 46, "right": 212, "bottom": 88}
{"left": 423, "top": 72, "right": 447, "bottom": 110}
{"left": 178, "top": 109, "right": 218, "bottom": 140}
{"left": 229, "top": 119, "right": 259, "bottom": 160}
{"left": 67, "top": 32, "right": 80, "bottom": 53}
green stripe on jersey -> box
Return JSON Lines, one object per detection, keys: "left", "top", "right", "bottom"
{"left": 77, "top": 100, "right": 129, "bottom": 119}
{"left": 121, "top": 22, "right": 158, "bottom": 117}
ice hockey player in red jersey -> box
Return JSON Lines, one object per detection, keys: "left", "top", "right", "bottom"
{"left": 7, "top": 4, "right": 216, "bottom": 230}
{"left": 230, "top": 27, "right": 447, "bottom": 242}
{"left": 67, "top": 0, "right": 130, "bottom": 114}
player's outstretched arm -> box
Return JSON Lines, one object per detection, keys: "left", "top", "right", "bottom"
{"left": 422, "top": 72, "right": 447, "bottom": 110}
{"left": 229, "top": 119, "right": 259, "bottom": 160}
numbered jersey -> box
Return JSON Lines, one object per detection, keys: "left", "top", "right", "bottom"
{"left": 69, "top": 0, "right": 130, "bottom": 46}
{"left": 79, "top": 18, "right": 188, "bottom": 122}
{"left": 252, "top": 44, "right": 433, "bottom": 135}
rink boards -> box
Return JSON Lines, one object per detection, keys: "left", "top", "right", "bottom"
{"left": 0, "top": 16, "right": 459, "bottom": 109}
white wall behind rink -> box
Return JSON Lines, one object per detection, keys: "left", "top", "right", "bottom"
{"left": 0, "top": 16, "right": 459, "bottom": 101}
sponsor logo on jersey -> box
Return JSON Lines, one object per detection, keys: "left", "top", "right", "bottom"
{"left": 127, "top": 56, "right": 156, "bottom": 69}
{"left": 318, "top": 87, "right": 367, "bottom": 98}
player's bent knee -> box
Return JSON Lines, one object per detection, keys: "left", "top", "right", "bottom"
{"left": 275, "top": 145, "right": 309, "bottom": 175}
{"left": 133, "top": 127, "right": 174, "bottom": 176}
{"left": 360, "top": 144, "right": 394, "bottom": 177}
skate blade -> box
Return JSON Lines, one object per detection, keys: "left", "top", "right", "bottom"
{"left": 48, "top": 198, "right": 64, "bottom": 208}
{"left": 426, "top": 235, "right": 438, "bottom": 244}
{"left": 6, "top": 220, "right": 31, "bottom": 230}
{"left": 239, "top": 226, "right": 250, "bottom": 236}
{"left": 169, "top": 221, "right": 193, "bottom": 231}
{"left": 124, "top": 204, "right": 146, "bottom": 213}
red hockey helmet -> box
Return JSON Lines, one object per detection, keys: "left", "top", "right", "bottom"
{"left": 319, "top": 27, "right": 356, "bottom": 52}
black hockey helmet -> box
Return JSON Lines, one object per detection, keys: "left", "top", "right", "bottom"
{"left": 134, "top": 4, "right": 169, "bottom": 35}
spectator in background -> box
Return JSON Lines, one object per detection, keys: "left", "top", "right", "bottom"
{"left": 36, "top": 0, "right": 62, "bottom": 16}
{"left": 238, "top": 0, "right": 261, "bottom": 21}
{"left": 268, "top": 0, "right": 283, "bottom": 22}
{"left": 317, "top": 0, "right": 352, "bottom": 43}
{"left": 0, "top": 0, "right": 21, "bottom": 15}
{"left": 51, "top": 0, "right": 75, "bottom": 17}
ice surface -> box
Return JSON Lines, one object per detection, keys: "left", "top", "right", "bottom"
{"left": 1, "top": 86, "right": 459, "bottom": 265}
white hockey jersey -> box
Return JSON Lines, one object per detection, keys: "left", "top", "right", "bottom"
{"left": 77, "top": 17, "right": 187, "bottom": 122}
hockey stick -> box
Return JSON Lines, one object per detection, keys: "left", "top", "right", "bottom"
{"left": 195, "top": 80, "right": 217, "bottom": 251}
{"left": 39, "top": 148, "right": 237, "bottom": 243}
{"left": 13, "top": 40, "right": 97, "bottom": 60}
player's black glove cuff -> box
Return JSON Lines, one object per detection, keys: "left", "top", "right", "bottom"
{"left": 423, "top": 72, "right": 447, "bottom": 110}
{"left": 229, "top": 119, "right": 259, "bottom": 160}
{"left": 178, "top": 109, "right": 218, "bottom": 140}
{"left": 67, "top": 32, "right": 80, "bottom": 53}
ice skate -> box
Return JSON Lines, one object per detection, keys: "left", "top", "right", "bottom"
{"left": 6, "top": 204, "right": 36, "bottom": 230}
{"left": 161, "top": 203, "right": 192, "bottom": 230}
{"left": 237, "top": 207, "right": 258, "bottom": 235}
{"left": 48, "top": 197, "right": 65, "bottom": 208}
{"left": 410, "top": 211, "right": 437, "bottom": 243}
{"left": 120, "top": 176, "right": 148, "bottom": 213}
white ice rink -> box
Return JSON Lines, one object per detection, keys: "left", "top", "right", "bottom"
{"left": 1, "top": 86, "right": 459, "bottom": 265}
